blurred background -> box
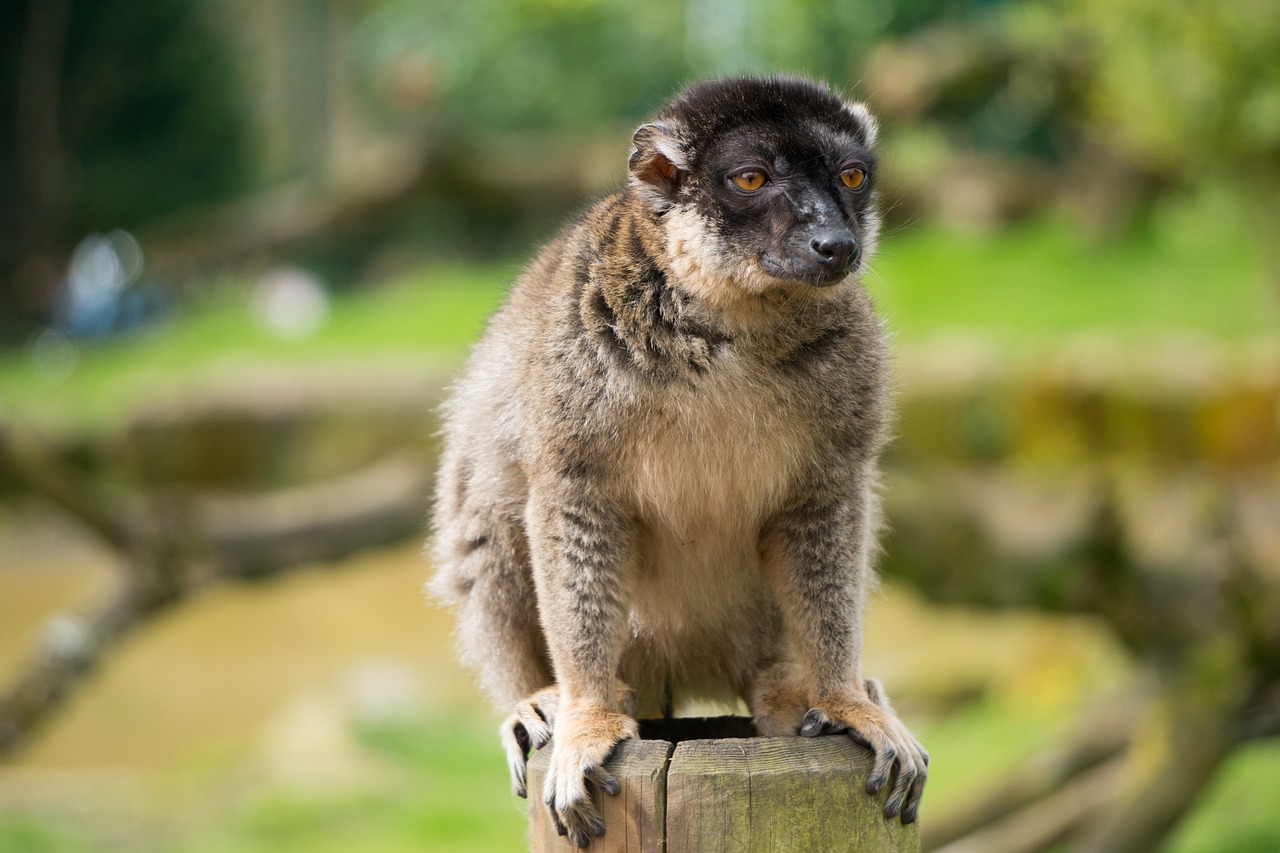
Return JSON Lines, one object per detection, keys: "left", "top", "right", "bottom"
{"left": 1, "top": 0, "right": 1278, "bottom": 851}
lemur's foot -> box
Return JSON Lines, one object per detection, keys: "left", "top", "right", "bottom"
{"left": 542, "top": 705, "right": 636, "bottom": 848}
{"left": 500, "top": 686, "right": 560, "bottom": 798}
{"left": 800, "top": 678, "right": 929, "bottom": 824}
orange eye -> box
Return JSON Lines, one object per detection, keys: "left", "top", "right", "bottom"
{"left": 731, "top": 171, "right": 766, "bottom": 192}
{"left": 840, "top": 168, "right": 867, "bottom": 190}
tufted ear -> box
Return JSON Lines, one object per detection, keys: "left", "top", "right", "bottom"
{"left": 842, "top": 100, "right": 879, "bottom": 147}
{"left": 628, "top": 122, "right": 690, "bottom": 200}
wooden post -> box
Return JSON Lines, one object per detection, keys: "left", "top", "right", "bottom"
{"left": 527, "top": 717, "right": 920, "bottom": 852}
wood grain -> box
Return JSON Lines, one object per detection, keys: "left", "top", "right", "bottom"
{"left": 526, "top": 720, "right": 919, "bottom": 852}
{"left": 664, "top": 736, "right": 920, "bottom": 853}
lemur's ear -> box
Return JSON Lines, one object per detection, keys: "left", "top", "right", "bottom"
{"left": 842, "top": 100, "right": 879, "bottom": 147}
{"left": 628, "top": 122, "right": 689, "bottom": 200}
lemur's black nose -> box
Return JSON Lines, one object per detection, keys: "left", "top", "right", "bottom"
{"left": 810, "top": 233, "right": 858, "bottom": 270}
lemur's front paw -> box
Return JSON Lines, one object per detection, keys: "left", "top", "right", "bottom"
{"left": 500, "top": 687, "right": 561, "bottom": 798}
{"left": 542, "top": 707, "right": 637, "bottom": 848}
{"left": 800, "top": 680, "right": 929, "bottom": 825}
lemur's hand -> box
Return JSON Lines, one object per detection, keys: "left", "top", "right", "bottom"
{"left": 542, "top": 704, "right": 636, "bottom": 848}
{"left": 800, "top": 679, "right": 929, "bottom": 824}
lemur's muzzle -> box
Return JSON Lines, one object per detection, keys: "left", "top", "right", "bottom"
{"left": 809, "top": 231, "right": 859, "bottom": 273}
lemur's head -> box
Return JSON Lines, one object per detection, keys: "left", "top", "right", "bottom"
{"left": 629, "top": 76, "right": 880, "bottom": 295}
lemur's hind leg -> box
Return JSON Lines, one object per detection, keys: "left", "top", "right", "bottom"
{"left": 747, "top": 661, "right": 811, "bottom": 737}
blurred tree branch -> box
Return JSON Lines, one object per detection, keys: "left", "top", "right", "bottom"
{"left": 932, "top": 756, "right": 1128, "bottom": 853}
{"left": 890, "top": 468, "right": 1280, "bottom": 852}
{"left": 0, "top": 416, "right": 431, "bottom": 759}
{"left": 922, "top": 702, "right": 1138, "bottom": 850}
{"left": 138, "top": 128, "right": 617, "bottom": 284}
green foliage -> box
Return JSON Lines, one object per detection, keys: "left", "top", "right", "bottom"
{"left": 351, "top": 0, "right": 982, "bottom": 132}
{"left": 1012, "top": 0, "right": 1280, "bottom": 176}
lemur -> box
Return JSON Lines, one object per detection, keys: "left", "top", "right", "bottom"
{"left": 430, "top": 75, "right": 928, "bottom": 848}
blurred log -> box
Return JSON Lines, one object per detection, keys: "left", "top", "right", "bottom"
{"left": 1077, "top": 741, "right": 1229, "bottom": 853}
{"left": 197, "top": 453, "right": 429, "bottom": 578}
{"left": 140, "top": 129, "right": 617, "bottom": 283}
{"left": 0, "top": 422, "right": 139, "bottom": 552}
{"left": 0, "top": 569, "right": 171, "bottom": 757}
{"left": 930, "top": 757, "right": 1126, "bottom": 853}
{"left": 1075, "top": 665, "right": 1257, "bottom": 853}
{"left": 0, "top": 418, "right": 431, "bottom": 759}
{"left": 921, "top": 702, "right": 1137, "bottom": 850}
{"left": 141, "top": 154, "right": 431, "bottom": 282}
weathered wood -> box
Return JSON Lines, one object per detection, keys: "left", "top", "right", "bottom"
{"left": 666, "top": 737, "right": 919, "bottom": 853}
{"left": 528, "top": 738, "right": 672, "bottom": 853}
{"left": 526, "top": 718, "right": 920, "bottom": 852}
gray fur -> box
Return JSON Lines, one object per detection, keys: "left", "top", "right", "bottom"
{"left": 430, "top": 76, "right": 927, "bottom": 846}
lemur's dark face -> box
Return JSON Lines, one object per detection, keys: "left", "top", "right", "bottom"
{"left": 629, "top": 77, "right": 880, "bottom": 294}
{"left": 699, "top": 122, "right": 876, "bottom": 287}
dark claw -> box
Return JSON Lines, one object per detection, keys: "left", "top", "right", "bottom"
{"left": 800, "top": 709, "right": 825, "bottom": 737}
{"left": 884, "top": 771, "right": 912, "bottom": 821}
{"left": 902, "top": 763, "right": 927, "bottom": 824}
{"left": 514, "top": 722, "right": 532, "bottom": 755}
{"left": 589, "top": 769, "right": 620, "bottom": 797}
{"left": 510, "top": 755, "right": 528, "bottom": 799}
{"left": 866, "top": 758, "right": 892, "bottom": 795}
{"left": 569, "top": 827, "right": 589, "bottom": 848}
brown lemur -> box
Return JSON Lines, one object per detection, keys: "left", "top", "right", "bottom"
{"left": 430, "top": 75, "right": 928, "bottom": 847}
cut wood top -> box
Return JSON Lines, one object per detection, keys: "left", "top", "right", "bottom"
{"left": 527, "top": 717, "right": 920, "bottom": 853}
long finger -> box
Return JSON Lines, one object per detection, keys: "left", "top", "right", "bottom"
{"left": 866, "top": 736, "right": 897, "bottom": 795}
{"left": 499, "top": 717, "right": 531, "bottom": 797}
{"left": 587, "top": 765, "right": 621, "bottom": 796}
{"left": 516, "top": 700, "right": 553, "bottom": 748}
{"left": 883, "top": 744, "right": 917, "bottom": 820}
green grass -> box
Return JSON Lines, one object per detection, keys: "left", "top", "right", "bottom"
{"left": 170, "top": 717, "right": 529, "bottom": 853}
{"left": 1166, "top": 739, "right": 1280, "bottom": 853}
{"left": 0, "top": 715, "right": 528, "bottom": 853}
{"left": 0, "top": 263, "right": 514, "bottom": 429}
{"left": 1, "top": 217, "right": 1275, "bottom": 429}
{"left": 869, "top": 219, "right": 1275, "bottom": 342}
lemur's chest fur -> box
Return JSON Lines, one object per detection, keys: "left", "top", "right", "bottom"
{"left": 618, "top": 344, "right": 813, "bottom": 667}
{"left": 625, "top": 348, "right": 810, "bottom": 539}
